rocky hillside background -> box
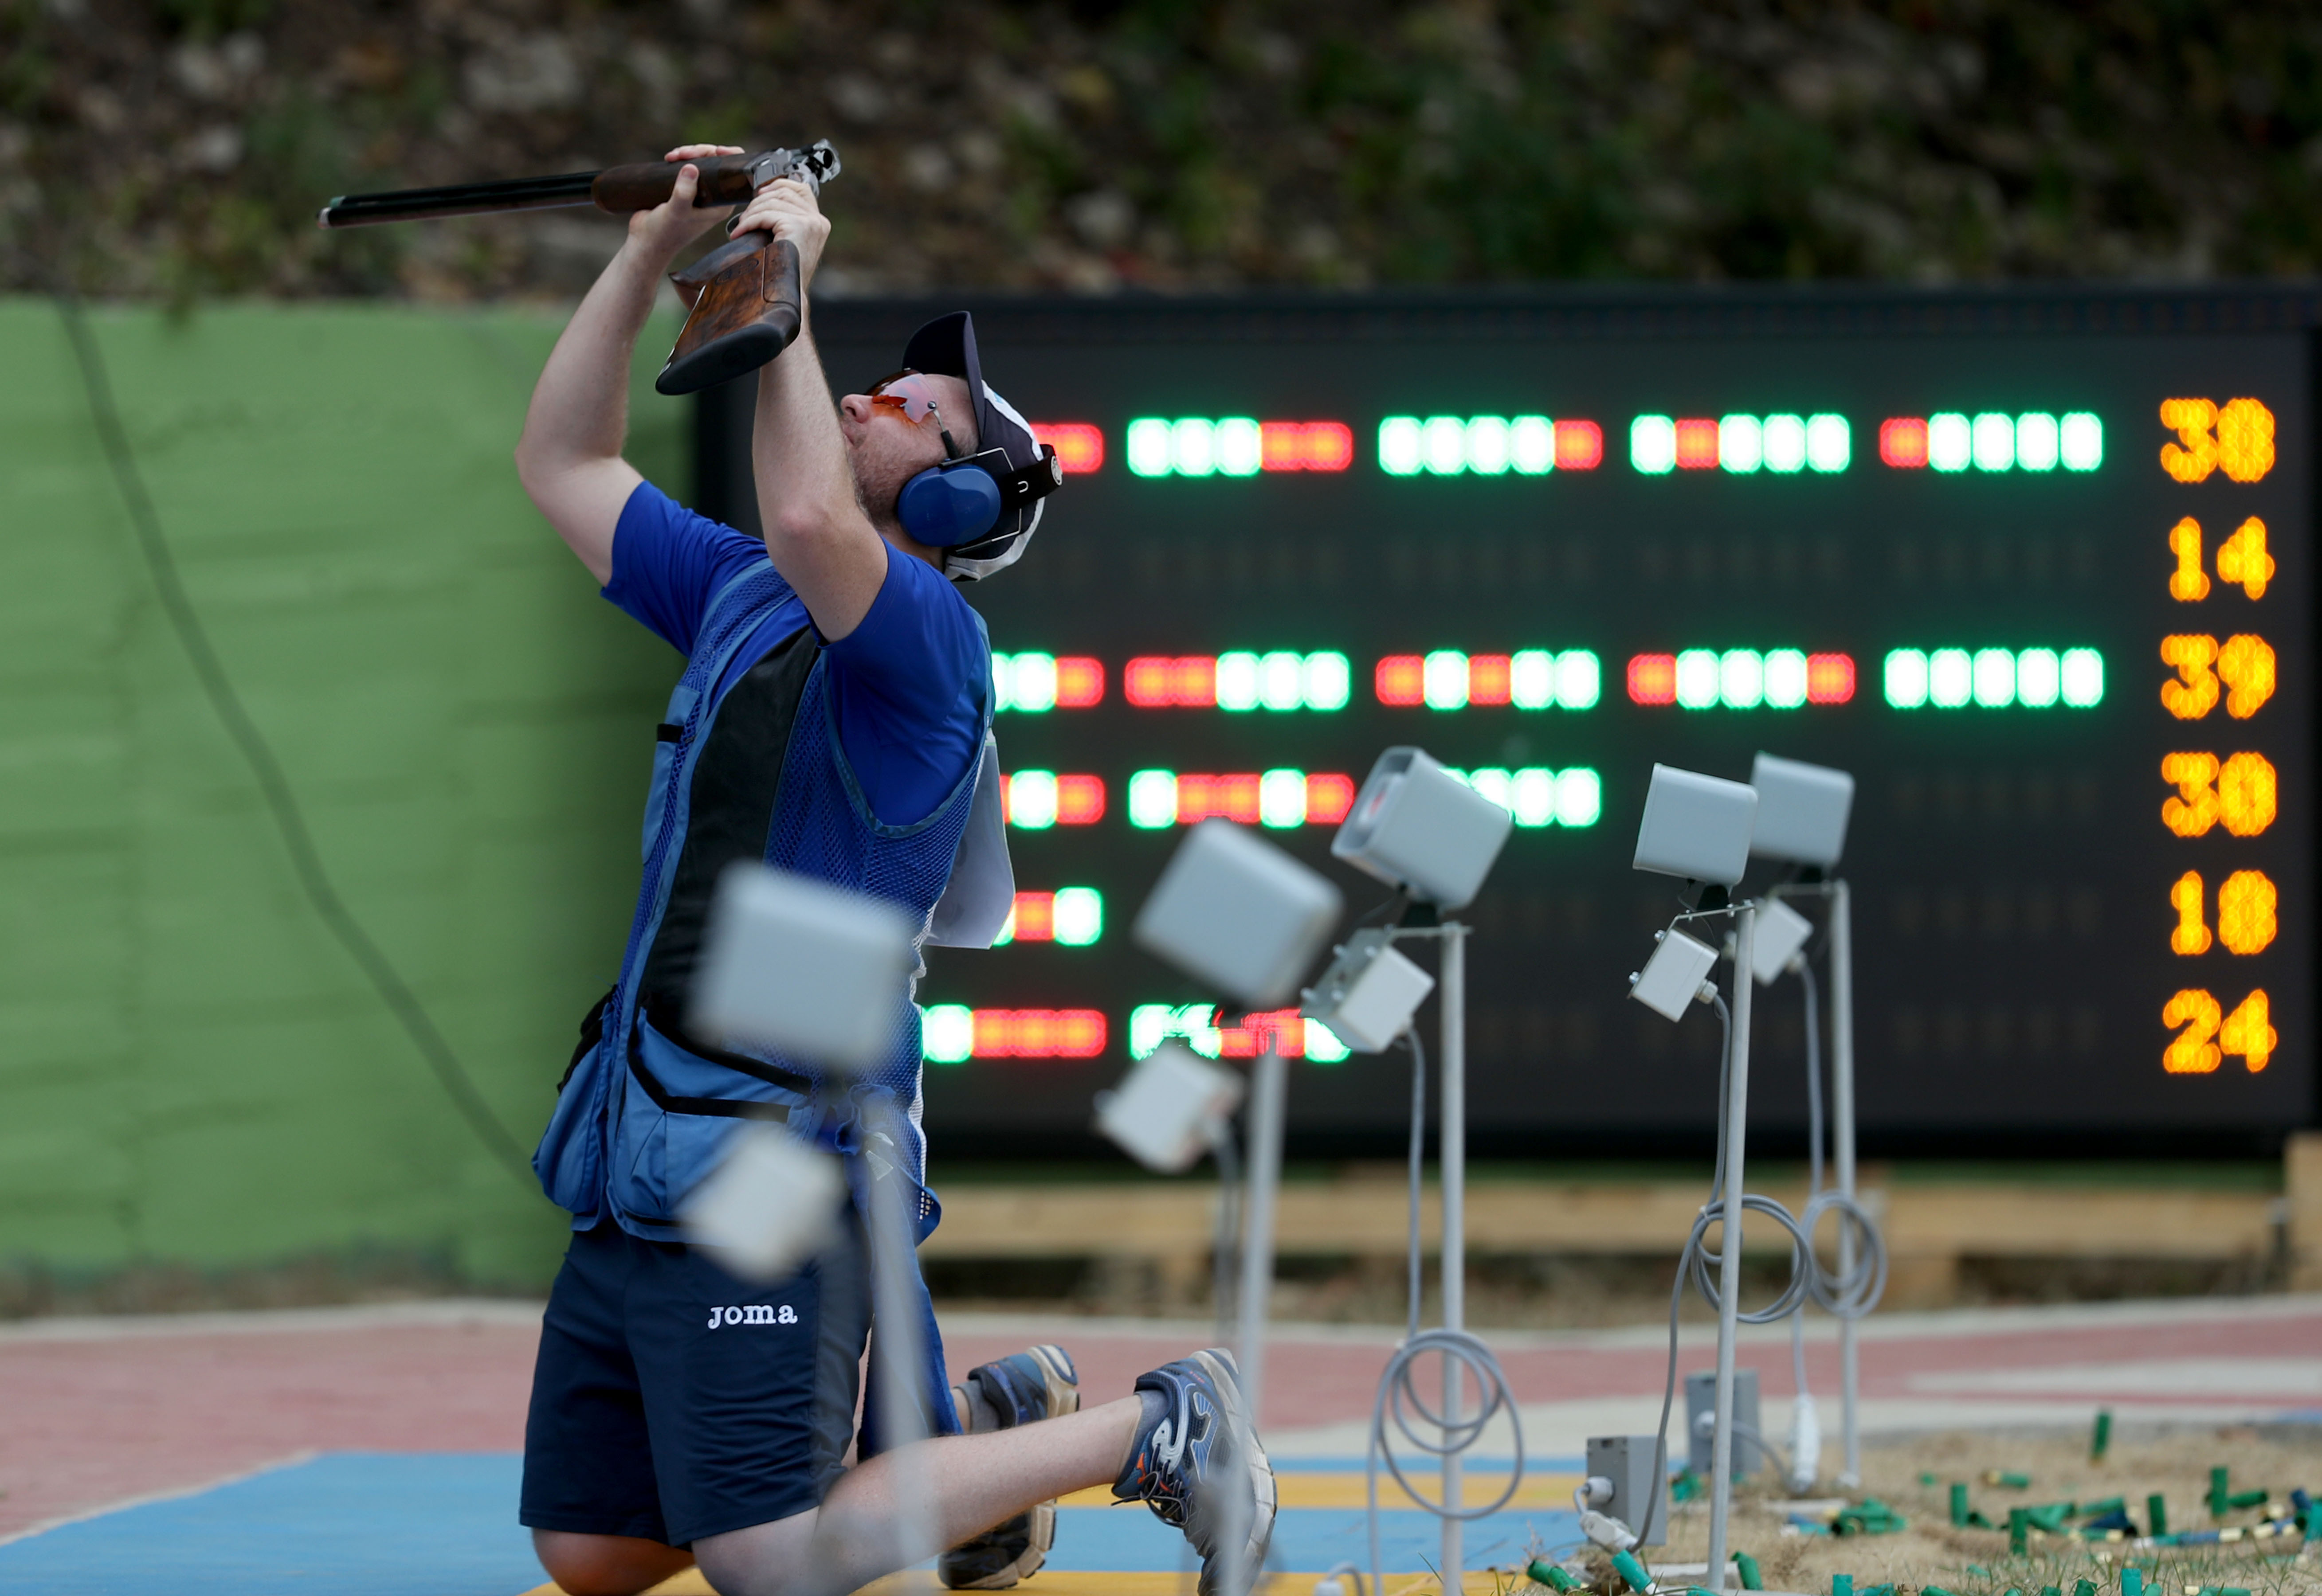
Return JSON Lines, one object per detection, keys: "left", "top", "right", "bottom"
{"left": 5, "top": 0, "right": 2322, "bottom": 302}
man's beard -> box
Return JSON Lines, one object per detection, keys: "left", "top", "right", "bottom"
{"left": 853, "top": 463, "right": 906, "bottom": 539}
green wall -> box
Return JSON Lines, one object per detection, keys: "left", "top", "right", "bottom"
{"left": 0, "top": 298, "right": 690, "bottom": 1287}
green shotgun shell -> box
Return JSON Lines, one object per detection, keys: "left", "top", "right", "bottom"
{"left": 1611, "top": 1550, "right": 1651, "bottom": 1593}
{"left": 2224, "top": 1487, "right": 2268, "bottom": 1510}
{"left": 2041, "top": 1586, "right": 2063, "bottom": 1596}
{"left": 1832, "top": 1577, "right": 1852, "bottom": 1596}
{"left": 1528, "top": 1559, "right": 1579, "bottom": 1592}
{"left": 1951, "top": 1482, "right": 1971, "bottom": 1526}
{"left": 2147, "top": 1494, "right": 2168, "bottom": 1536}
{"left": 2091, "top": 1409, "right": 2112, "bottom": 1461}
{"left": 2121, "top": 1569, "right": 2143, "bottom": 1596}
{"left": 2009, "top": 1506, "right": 2030, "bottom": 1554}
{"left": 2079, "top": 1498, "right": 2125, "bottom": 1520}
{"left": 2209, "top": 1467, "right": 2230, "bottom": 1518}
{"left": 1736, "top": 1552, "right": 1762, "bottom": 1591}
{"left": 1985, "top": 1471, "right": 2034, "bottom": 1489}
{"left": 2074, "top": 1580, "right": 2097, "bottom": 1596}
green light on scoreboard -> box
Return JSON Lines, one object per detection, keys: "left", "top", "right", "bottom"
{"left": 1883, "top": 647, "right": 2104, "bottom": 708}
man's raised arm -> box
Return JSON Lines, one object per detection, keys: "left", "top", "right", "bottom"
{"left": 514, "top": 145, "right": 742, "bottom": 586}
{"left": 727, "top": 180, "right": 891, "bottom": 642}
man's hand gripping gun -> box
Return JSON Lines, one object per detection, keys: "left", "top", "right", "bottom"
{"left": 317, "top": 142, "right": 841, "bottom": 395}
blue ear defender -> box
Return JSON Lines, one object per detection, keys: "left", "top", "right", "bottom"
{"left": 897, "top": 457, "right": 1005, "bottom": 548}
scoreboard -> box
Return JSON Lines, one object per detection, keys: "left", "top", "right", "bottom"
{"left": 699, "top": 287, "right": 2317, "bottom": 1158}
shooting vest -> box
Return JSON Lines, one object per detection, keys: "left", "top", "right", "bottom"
{"left": 533, "top": 556, "right": 1011, "bottom": 1443}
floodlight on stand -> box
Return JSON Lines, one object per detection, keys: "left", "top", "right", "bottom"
{"left": 1133, "top": 818, "right": 1344, "bottom": 1009}
{"left": 1748, "top": 752, "right": 1854, "bottom": 869}
{"left": 1130, "top": 816, "right": 1342, "bottom": 1535}
{"left": 690, "top": 862, "right": 917, "bottom": 1072}
{"left": 1300, "top": 928, "right": 1436, "bottom": 1053}
{"left": 1632, "top": 763, "right": 1757, "bottom": 893}
{"left": 1094, "top": 1042, "right": 1247, "bottom": 1174}
{"left": 683, "top": 860, "right": 941, "bottom": 1571}
{"left": 680, "top": 1123, "right": 845, "bottom": 1283}
{"left": 1624, "top": 763, "right": 1765, "bottom": 1589}
{"left": 1628, "top": 927, "right": 1720, "bottom": 1021}
{"left": 1331, "top": 746, "right": 1512, "bottom": 909}
{"left": 1745, "top": 896, "right": 1814, "bottom": 986}
{"left": 1326, "top": 753, "right": 1521, "bottom": 1585}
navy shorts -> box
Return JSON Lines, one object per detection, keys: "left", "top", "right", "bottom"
{"left": 519, "top": 1215, "right": 871, "bottom": 1548}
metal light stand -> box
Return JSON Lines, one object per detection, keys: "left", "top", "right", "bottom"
{"left": 1705, "top": 902, "right": 1756, "bottom": 1591}
{"left": 1767, "top": 878, "right": 1863, "bottom": 1489}
{"left": 1829, "top": 880, "right": 1861, "bottom": 1488}
{"left": 1373, "top": 917, "right": 1472, "bottom": 1581}
{"left": 1236, "top": 1037, "right": 1288, "bottom": 1426}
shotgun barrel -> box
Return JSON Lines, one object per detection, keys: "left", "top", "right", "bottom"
{"left": 317, "top": 171, "right": 601, "bottom": 228}
{"left": 316, "top": 144, "right": 839, "bottom": 230}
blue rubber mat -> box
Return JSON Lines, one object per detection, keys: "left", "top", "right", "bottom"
{"left": 0, "top": 1454, "right": 542, "bottom": 1596}
{"left": 1055, "top": 1502, "right": 1581, "bottom": 1573}
{"left": 0, "top": 1452, "right": 1584, "bottom": 1593}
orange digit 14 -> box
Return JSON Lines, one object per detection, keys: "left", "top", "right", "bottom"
{"left": 2164, "top": 988, "right": 2275, "bottom": 1073}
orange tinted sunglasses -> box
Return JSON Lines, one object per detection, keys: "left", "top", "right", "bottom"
{"left": 867, "top": 370, "right": 946, "bottom": 424}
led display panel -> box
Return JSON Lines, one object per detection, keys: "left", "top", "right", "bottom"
{"left": 696, "top": 288, "right": 2316, "bottom": 1155}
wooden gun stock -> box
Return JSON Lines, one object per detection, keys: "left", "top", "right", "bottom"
{"left": 658, "top": 233, "right": 803, "bottom": 396}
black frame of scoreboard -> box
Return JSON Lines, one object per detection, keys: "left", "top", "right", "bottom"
{"left": 694, "top": 282, "right": 2322, "bottom": 1163}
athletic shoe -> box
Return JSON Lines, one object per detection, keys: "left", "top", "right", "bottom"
{"left": 937, "top": 1345, "right": 1080, "bottom": 1589}
{"left": 1112, "top": 1348, "right": 1276, "bottom": 1596}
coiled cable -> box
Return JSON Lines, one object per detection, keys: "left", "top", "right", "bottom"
{"left": 1365, "top": 1026, "right": 1526, "bottom": 1596}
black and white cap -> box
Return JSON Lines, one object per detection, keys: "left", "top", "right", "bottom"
{"left": 900, "top": 311, "right": 1056, "bottom": 583}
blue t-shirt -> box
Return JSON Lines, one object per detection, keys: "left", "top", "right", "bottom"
{"left": 604, "top": 481, "right": 987, "bottom": 826}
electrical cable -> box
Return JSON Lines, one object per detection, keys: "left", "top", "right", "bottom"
{"left": 1365, "top": 1024, "right": 1526, "bottom": 1596}
{"left": 52, "top": 293, "right": 535, "bottom": 1187}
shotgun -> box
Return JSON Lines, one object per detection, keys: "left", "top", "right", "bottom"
{"left": 318, "top": 142, "right": 841, "bottom": 395}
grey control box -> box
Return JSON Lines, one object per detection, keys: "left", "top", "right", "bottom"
{"left": 1683, "top": 1366, "right": 1765, "bottom": 1478}
{"left": 1584, "top": 1434, "right": 1668, "bottom": 1546}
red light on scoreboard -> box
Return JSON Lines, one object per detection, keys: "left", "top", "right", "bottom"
{"left": 1307, "top": 773, "right": 1356, "bottom": 823}
{"left": 1376, "top": 654, "right": 1426, "bottom": 707}
{"left": 1628, "top": 653, "right": 1679, "bottom": 705}
{"left": 1012, "top": 892, "right": 1055, "bottom": 941}
{"left": 1674, "top": 418, "right": 1721, "bottom": 470}
{"left": 972, "top": 1008, "right": 1107, "bottom": 1058}
{"left": 1807, "top": 653, "right": 1856, "bottom": 703}
{"left": 1879, "top": 417, "right": 1930, "bottom": 469}
{"left": 1126, "top": 655, "right": 1218, "bottom": 707}
{"left": 1055, "top": 774, "right": 1105, "bottom": 825}
{"left": 1031, "top": 423, "right": 1104, "bottom": 474}
{"left": 1468, "top": 653, "right": 1514, "bottom": 706}
{"left": 1160, "top": 773, "right": 1352, "bottom": 825}
{"left": 1215, "top": 1009, "right": 1312, "bottom": 1058}
{"left": 1260, "top": 421, "right": 1355, "bottom": 472}
{"left": 1555, "top": 419, "right": 1604, "bottom": 470}
{"left": 1054, "top": 656, "right": 1105, "bottom": 708}
{"left": 1178, "top": 773, "right": 1262, "bottom": 824}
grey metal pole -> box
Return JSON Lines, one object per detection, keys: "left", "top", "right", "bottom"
{"left": 1706, "top": 904, "right": 1756, "bottom": 1590}
{"left": 1218, "top": 1039, "right": 1288, "bottom": 1596}
{"left": 1236, "top": 1041, "right": 1288, "bottom": 1425}
{"left": 1829, "top": 879, "right": 1861, "bottom": 1489}
{"left": 1439, "top": 922, "right": 1467, "bottom": 1585}
{"left": 863, "top": 1103, "right": 937, "bottom": 1576}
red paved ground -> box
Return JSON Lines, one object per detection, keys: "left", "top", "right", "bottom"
{"left": 5, "top": 1299, "right": 2317, "bottom": 1542}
